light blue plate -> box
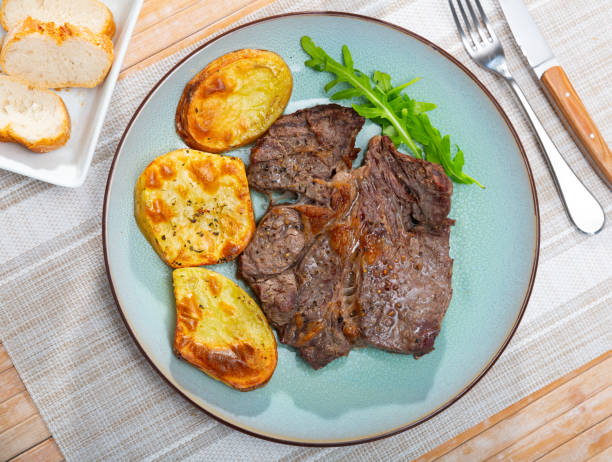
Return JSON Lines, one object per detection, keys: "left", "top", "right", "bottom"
{"left": 103, "top": 13, "right": 539, "bottom": 445}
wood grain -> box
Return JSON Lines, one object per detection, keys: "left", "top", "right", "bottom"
{"left": 120, "top": 0, "right": 277, "bottom": 78}
{"left": 0, "top": 343, "right": 12, "bottom": 373}
{"left": 9, "top": 439, "right": 63, "bottom": 462}
{"left": 0, "top": 415, "right": 51, "bottom": 461}
{"left": 436, "top": 357, "right": 611, "bottom": 460}
{"left": 490, "top": 386, "right": 612, "bottom": 461}
{"left": 0, "top": 392, "right": 39, "bottom": 433}
{"left": 541, "top": 65, "right": 612, "bottom": 186}
{"left": 415, "top": 350, "right": 612, "bottom": 461}
{"left": 539, "top": 415, "right": 612, "bottom": 461}
{"left": 588, "top": 444, "right": 612, "bottom": 462}
{"left": 0, "top": 367, "right": 26, "bottom": 403}
{"left": 0, "top": 343, "right": 56, "bottom": 462}
{"left": 134, "top": 0, "right": 199, "bottom": 34}
{"left": 124, "top": 0, "right": 250, "bottom": 70}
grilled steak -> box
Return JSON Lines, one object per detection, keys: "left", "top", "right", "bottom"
{"left": 354, "top": 137, "right": 454, "bottom": 357}
{"left": 247, "top": 104, "right": 364, "bottom": 204}
{"left": 241, "top": 107, "right": 454, "bottom": 369}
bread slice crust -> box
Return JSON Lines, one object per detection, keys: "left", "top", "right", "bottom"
{"left": 0, "top": 18, "right": 114, "bottom": 88}
{"left": 0, "top": 0, "right": 116, "bottom": 38}
{"left": 0, "top": 75, "right": 71, "bottom": 153}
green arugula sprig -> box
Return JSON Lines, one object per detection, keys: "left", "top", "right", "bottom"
{"left": 301, "top": 36, "right": 483, "bottom": 188}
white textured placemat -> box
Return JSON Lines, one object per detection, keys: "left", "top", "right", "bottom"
{"left": 1, "top": 0, "right": 610, "bottom": 460}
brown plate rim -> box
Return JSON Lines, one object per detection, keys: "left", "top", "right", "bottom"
{"left": 102, "top": 11, "right": 540, "bottom": 447}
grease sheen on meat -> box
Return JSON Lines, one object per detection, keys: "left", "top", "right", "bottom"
{"left": 241, "top": 105, "right": 454, "bottom": 369}
{"left": 247, "top": 103, "right": 364, "bottom": 204}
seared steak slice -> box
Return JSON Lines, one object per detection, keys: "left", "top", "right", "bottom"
{"left": 356, "top": 136, "right": 453, "bottom": 356}
{"left": 240, "top": 207, "right": 306, "bottom": 281}
{"left": 241, "top": 113, "right": 455, "bottom": 369}
{"left": 241, "top": 174, "right": 361, "bottom": 369}
{"left": 359, "top": 226, "right": 453, "bottom": 356}
{"left": 249, "top": 271, "right": 298, "bottom": 327}
{"left": 288, "top": 233, "right": 352, "bottom": 368}
{"left": 247, "top": 104, "right": 364, "bottom": 204}
{"left": 241, "top": 207, "right": 304, "bottom": 327}
{"left": 364, "top": 136, "right": 452, "bottom": 227}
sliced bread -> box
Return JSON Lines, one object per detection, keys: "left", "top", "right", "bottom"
{"left": 1, "top": 0, "right": 115, "bottom": 38}
{"left": 0, "top": 74, "right": 71, "bottom": 152}
{"left": 0, "top": 18, "right": 114, "bottom": 88}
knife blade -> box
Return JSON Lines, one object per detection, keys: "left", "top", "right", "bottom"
{"left": 499, "top": 0, "right": 612, "bottom": 187}
{"left": 498, "top": 0, "right": 558, "bottom": 78}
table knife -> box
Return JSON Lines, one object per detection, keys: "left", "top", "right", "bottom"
{"left": 498, "top": 0, "right": 612, "bottom": 187}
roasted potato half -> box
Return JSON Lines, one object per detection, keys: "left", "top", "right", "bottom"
{"left": 134, "top": 148, "right": 255, "bottom": 268}
{"left": 176, "top": 49, "right": 292, "bottom": 153}
{"left": 173, "top": 268, "right": 277, "bottom": 391}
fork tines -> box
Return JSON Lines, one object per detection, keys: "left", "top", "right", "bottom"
{"left": 448, "top": 0, "right": 496, "bottom": 51}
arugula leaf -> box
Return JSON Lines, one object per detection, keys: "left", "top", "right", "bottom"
{"left": 302, "top": 36, "right": 423, "bottom": 158}
{"left": 301, "top": 36, "right": 483, "bottom": 188}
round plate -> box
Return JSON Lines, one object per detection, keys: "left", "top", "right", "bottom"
{"left": 103, "top": 12, "right": 539, "bottom": 446}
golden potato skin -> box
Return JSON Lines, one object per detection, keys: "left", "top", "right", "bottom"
{"left": 176, "top": 49, "right": 292, "bottom": 153}
{"left": 173, "top": 268, "right": 277, "bottom": 391}
{"left": 134, "top": 149, "right": 255, "bottom": 268}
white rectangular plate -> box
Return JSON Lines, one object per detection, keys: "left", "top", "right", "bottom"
{"left": 0, "top": 0, "right": 143, "bottom": 187}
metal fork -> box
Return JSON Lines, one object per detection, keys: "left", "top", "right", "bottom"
{"left": 449, "top": 0, "right": 604, "bottom": 234}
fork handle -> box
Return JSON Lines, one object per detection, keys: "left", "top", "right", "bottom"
{"left": 540, "top": 66, "right": 612, "bottom": 187}
{"left": 506, "top": 77, "right": 604, "bottom": 234}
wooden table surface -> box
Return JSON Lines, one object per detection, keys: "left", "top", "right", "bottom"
{"left": 1, "top": 1, "right": 611, "bottom": 461}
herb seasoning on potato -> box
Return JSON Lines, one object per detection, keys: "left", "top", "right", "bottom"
{"left": 175, "top": 48, "right": 292, "bottom": 153}
{"left": 134, "top": 148, "right": 255, "bottom": 268}
{"left": 173, "top": 268, "right": 277, "bottom": 391}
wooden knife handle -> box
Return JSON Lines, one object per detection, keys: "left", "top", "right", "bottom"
{"left": 541, "top": 65, "right": 612, "bottom": 187}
